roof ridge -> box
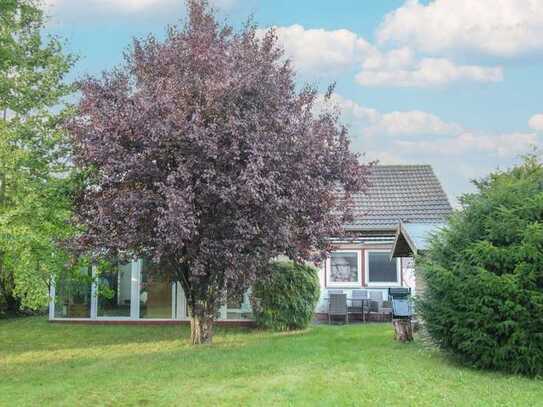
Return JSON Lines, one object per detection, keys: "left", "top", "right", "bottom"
{"left": 371, "top": 164, "right": 432, "bottom": 168}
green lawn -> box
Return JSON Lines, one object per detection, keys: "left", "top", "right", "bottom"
{"left": 1, "top": 318, "right": 541, "bottom": 406}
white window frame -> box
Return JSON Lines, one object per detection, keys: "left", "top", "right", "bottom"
{"left": 50, "top": 260, "right": 180, "bottom": 322}
{"left": 364, "top": 249, "right": 401, "bottom": 287}
{"left": 94, "top": 262, "right": 134, "bottom": 321}
{"left": 326, "top": 250, "right": 362, "bottom": 288}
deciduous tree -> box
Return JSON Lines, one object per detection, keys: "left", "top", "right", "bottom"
{"left": 69, "top": 0, "right": 368, "bottom": 343}
{"left": 0, "top": 0, "right": 75, "bottom": 313}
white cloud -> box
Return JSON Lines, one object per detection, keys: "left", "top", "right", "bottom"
{"left": 325, "top": 93, "right": 462, "bottom": 136}
{"left": 324, "top": 94, "right": 541, "bottom": 202}
{"left": 267, "top": 25, "right": 503, "bottom": 87}
{"left": 529, "top": 113, "right": 543, "bottom": 132}
{"left": 263, "top": 25, "right": 373, "bottom": 76}
{"left": 395, "top": 132, "right": 539, "bottom": 157}
{"left": 361, "top": 46, "right": 414, "bottom": 71}
{"left": 377, "top": 0, "right": 543, "bottom": 58}
{"left": 341, "top": 95, "right": 536, "bottom": 157}
{"left": 356, "top": 57, "right": 503, "bottom": 87}
{"left": 374, "top": 110, "right": 461, "bottom": 135}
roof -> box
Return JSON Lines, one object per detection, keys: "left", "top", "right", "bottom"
{"left": 391, "top": 222, "right": 446, "bottom": 258}
{"left": 345, "top": 165, "right": 452, "bottom": 231}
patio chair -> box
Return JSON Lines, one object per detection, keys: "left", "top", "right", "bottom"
{"left": 328, "top": 293, "right": 348, "bottom": 324}
{"left": 368, "top": 291, "right": 384, "bottom": 317}
{"left": 349, "top": 290, "right": 368, "bottom": 322}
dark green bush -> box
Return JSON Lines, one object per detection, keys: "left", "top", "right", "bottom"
{"left": 251, "top": 261, "right": 320, "bottom": 331}
{"left": 419, "top": 156, "right": 543, "bottom": 376}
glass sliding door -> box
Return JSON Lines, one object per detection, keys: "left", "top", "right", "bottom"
{"left": 54, "top": 267, "right": 92, "bottom": 318}
{"left": 52, "top": 259, "right": 179, "bottom": 321}
{"left": 97, "top": 262, "right": 132, "bottom": 317}
{"left": 139, "top": 259, "right": 173, "bottom": 319}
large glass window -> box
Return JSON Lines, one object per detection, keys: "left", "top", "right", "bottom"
{"left": 97, "top": 263, "right": 132, "bottom": 317}
{"left": 366, "top": 251, "right": 399, "bottom": 285}
{"left": 139, "top": 259, "right": 173, "bottom": 319}
{"left": 54, "top": 267, "right": 92, "bottom": 318}
{"left": 328, "top": 251, "right": 360, "bottom": 286}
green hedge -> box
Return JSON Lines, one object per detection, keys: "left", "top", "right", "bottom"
{"left": 251, "top": 261, "right": 320, "bottom": 331}
{"left": 419, "top": 156, "right": 543, "bottom": 376}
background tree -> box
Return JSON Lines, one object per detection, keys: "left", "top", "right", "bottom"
{"left": 0, "top": 0, "right": 75, "bottom": 314}
{"left": 69, "top": 0, "right": 368, "bottom": 344}
{"left": 419, "top": 154, "right": 543, "bottom": 376}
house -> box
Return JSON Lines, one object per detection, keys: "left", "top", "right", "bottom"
{"left": 48, "top": 165, "right": 452, "bottom": 325}
{"left": 313, "top": 165, "right": 451, "bottom": 320}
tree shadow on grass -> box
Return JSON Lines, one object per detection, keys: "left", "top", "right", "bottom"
{"left": 0, "top": 316, "right": 257, "bottom": 355}
{"left": 413, "top": 330, "right": 543, "bottom": 382}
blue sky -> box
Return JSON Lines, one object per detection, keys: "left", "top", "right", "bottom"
{"left": 44, "top": 0, "right": 543, "bottom": 204}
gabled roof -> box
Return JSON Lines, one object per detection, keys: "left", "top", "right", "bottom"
{"left": 345, "top": 165, "right": 452, "bottom": 231}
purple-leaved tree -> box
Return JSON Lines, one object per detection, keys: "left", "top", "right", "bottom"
{"left": 68, "top": 0, "right": 369, "bottom": 344}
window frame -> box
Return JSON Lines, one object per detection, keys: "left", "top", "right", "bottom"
{"left": 326, "top": 250, "right": 362, "bottom": 288}
{"left": 364, "top": 249, "right": 401, "bottom": 287}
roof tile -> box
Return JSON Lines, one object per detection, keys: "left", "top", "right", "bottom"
{"left": 345, "top": 165, "right": 452, "bottom": 230}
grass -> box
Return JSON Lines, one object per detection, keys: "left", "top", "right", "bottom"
{"left": 1, "top": 317, "right": 542, "bottom": 406}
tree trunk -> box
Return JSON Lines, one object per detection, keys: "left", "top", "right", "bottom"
{"left": 188, "top": 301, "right": 215, "bottom": 345}
{"left": 190, "top": 314, "right": 214, "bottom": 345}
{"left": 0, "top": 264, "right": 21, "bottom": 315}
{"left": 392, "top": 318, "right": 413, "bottom": 342}
{"left": 0, "top": 276, "right": 21, "bottom": 315}
{"left": 4, "top": 291, "right": 21, "bottom": 314}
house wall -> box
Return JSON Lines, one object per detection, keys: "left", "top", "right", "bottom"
{"left": 49, "top": 239, "right": 417, "bottom": 324}
{"left": 315, "top": 241, "right": 415, "bottom": 314}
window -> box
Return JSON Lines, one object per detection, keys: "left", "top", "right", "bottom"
{"left": 139, "top": 259, "right": 173, "bottom": 319}
{"left": 54, "top": 267, "right": 92, "bottom": 318}
{"left": 327, "top": 251, "right": 361, "bottom": 287}
{"left": 51, "top": 259, "right": 179, "bottom": 321}
{"left": 97, "top": 262, "right": 132, "bottom": 317}
{"left": 365, "top": 250, "right": 400, "bottom": 286}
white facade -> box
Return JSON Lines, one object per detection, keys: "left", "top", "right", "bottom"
{"left": 49, "top": 242, "right": 415, "bottom": 322}
{"left": 314, "top": 246, "right": 415, "bottom": 314}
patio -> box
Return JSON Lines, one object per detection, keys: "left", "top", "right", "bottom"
{"left": 317, "top": 289, "right": 397, "bottom": 324}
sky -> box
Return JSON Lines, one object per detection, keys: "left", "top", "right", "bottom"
{"left": 43, "top": 0, "right": 543, "bottom": 205}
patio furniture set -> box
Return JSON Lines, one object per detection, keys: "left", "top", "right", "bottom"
{"left": 327, "top": 290, "right": 389, "bottom": 324}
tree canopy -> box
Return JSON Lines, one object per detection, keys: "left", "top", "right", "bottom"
{"left": 68, "top": 0, "right": 367, "bottom": 343}
{"left": 0, "top": 0, "right": 76, "bottom": 313}
{"left": 419, "top": 154, "right": 543, "bottom": 376}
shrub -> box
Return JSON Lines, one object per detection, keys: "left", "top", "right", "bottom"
{"left": 251, "top": 261, "right": 320, "bottom": 331}
{"left": 419, "top": 155, "right": 543, "bottom": 376}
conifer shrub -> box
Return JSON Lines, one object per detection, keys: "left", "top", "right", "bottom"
{"left": 419, "top": 156, "right": 543, "bottom": 376}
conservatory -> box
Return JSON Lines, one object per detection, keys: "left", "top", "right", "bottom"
{"left": 48, "top": 259, "right": 254, "bottom": 324}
